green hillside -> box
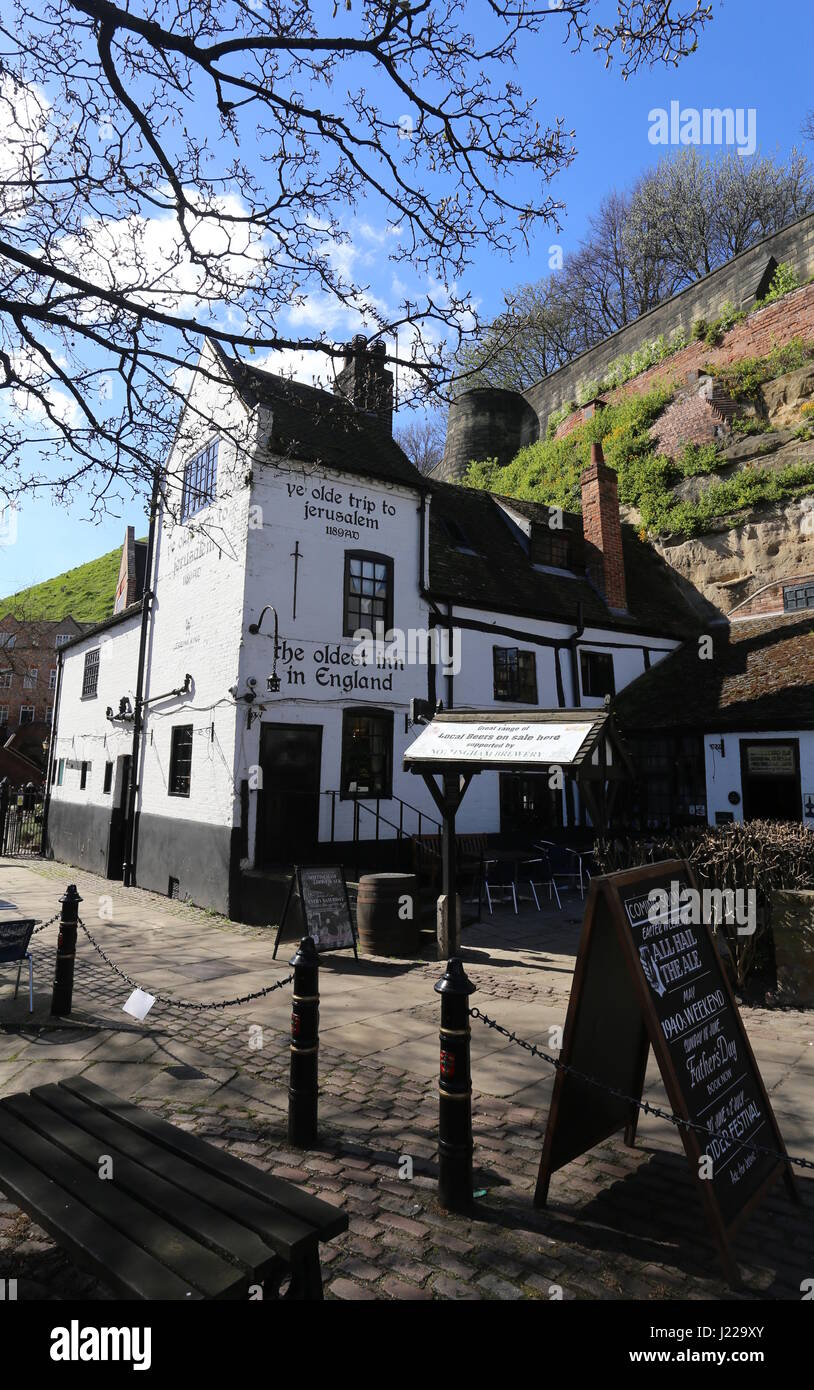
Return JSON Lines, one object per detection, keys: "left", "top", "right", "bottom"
{"left": 0, "top": 545, "right": 122, "bottom": 624}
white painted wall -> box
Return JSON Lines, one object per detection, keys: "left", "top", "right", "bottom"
{"left": 49, "top": 616, "right": 140, "bottom": 806}
{"left": 138, "top": 344, "right": 258, "bottom": 832}
{"left": 237, "top": 450, "right": 432, "bottom": 853}
{"left": 704, "top": 729, "right": 814, "bottom": 825}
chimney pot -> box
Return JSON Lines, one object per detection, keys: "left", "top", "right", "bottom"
{"left": 334, "top": 335, "right": 394, "bottom": 433}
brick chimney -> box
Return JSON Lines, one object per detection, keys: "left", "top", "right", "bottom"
{"left": 580, "top": 443, "right": 627, "bottom": 612}
{"left": 333, "top": 334, "right": 394, "bottom": 432}
{"left": 113, "top": 526, "right": 148, "bottom": 613}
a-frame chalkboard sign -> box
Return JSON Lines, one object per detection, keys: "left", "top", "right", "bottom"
{"left": 534, "top": 860, "right": 798, "bottom": 1285}
{"left": 272, "top": 865, "right": 358, "bottom": 959}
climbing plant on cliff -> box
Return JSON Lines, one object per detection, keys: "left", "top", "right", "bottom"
{"left": 464, "top": 363, "right": 814, "bottom": 538}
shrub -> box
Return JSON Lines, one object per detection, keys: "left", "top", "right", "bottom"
{"left": 675, "top": 442, "right": 720, "bottom": 476}
{"left": 546, "top": 400, "right": 578, "bottom": 438}
{"left": 757, "top": 260, "right": 799, "bottom": 307}
{"left": 731, "top": 416, "right": 772, "bottom": 437}
{"left": 709, "top": 338, "right": 814, "bottom": 401}
{"left": 593, "top": 821, "right": 814, "bottom": 989}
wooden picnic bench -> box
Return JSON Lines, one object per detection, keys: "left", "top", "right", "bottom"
{"left": 0, "top": 1074, "right": 347, "bottom": 1300}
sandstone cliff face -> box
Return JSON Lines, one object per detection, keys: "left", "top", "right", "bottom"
{"left": 624, "top": 365, "right": 814, "bottom": 617}
{"left": 646, "top": 497, "right": 814, "bottom": 618}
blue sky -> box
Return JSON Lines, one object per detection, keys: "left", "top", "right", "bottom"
{"left": 2, "top": 0, "right": 811, "bottom": 598}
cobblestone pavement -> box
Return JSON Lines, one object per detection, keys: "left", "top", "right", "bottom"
{"left": 1, "top": 857, "right": 812, "bottom": 1301}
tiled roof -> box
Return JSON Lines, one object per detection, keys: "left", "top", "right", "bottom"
{"left": 218, "top": 351, "right": 425, "bottom": 491}
{"left": 426, "top": 480, "right": 698, "bottom": 639}
{"left": 613, "top": 613, "right": 814, "bottom": 730}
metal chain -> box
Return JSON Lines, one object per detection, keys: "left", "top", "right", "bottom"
{"left": 30, "top": 913, "right": 61, "bottom": 936}
{"left": 76, "top": 919, "right": 293, "bottom": 1010}
{"left": 469, "top": 1006, "right": 814, "bottom": 1173}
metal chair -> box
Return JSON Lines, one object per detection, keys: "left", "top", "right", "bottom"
{"left": 483, "top": 857, "right": 518, "bottom": 915}
{"left": 534, "top": 842, "right": 585, "bottom": 899}
{"left": 522, "top": 852, "right": 562, "bottom": 911}
{"left": 0, "top": 919, "right": 37, "bottom": 1012}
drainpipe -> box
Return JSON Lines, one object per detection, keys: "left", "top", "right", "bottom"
{"left": 568, "top": 600, "right": 585, "bottom": 708}
{"left": 418, "top": 489, "right": 443, "bottom": 709}
{"left": 122, "top": 468, "right": 161, "bottom": 887}
{"left": 445, "top": 601, "right": 455, "bottom": 710}
{"left": 567, "top": 601, "right": 585, "bottom": 830}
{"left": 41, "top": 647, "right": 64, "bottom": 844}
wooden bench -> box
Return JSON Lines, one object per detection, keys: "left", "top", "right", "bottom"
{"left": 0, "top": 1075, "right": 347, "bottom": 1300}
{"left": 408, "top": 834, "right": 486, "bottom": 911}
{"left": 412, "top": 832, "right": 488, "bottom": 874}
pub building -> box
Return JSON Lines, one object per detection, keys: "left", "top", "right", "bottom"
{"left": 612, "top": 575, "right": 814, "bottom": 830}
{"left": 45, "top": 337, "right": 718, "bottom": 922}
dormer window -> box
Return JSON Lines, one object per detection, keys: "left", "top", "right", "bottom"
{"left": 531, "top": 531, "right": 571, "bottom": 569}
{"left": 441, "top": 517, "right": 478, "bottom": 554}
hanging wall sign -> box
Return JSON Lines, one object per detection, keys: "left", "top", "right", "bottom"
{"left": 534, "top": 860, "right": 798, "bottom": 1285}
{"left": 404, "top": 719, "right": 595, "bottom": 769}
{"left": 273, "top": 865, "right": 358, "bottom": 959}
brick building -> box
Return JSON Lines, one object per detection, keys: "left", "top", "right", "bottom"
{"left": 0, "top": 615, "right": 88, "bottom": 769}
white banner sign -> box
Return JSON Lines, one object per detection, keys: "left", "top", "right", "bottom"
{"left": 404, "top": 720, "right": 594, "bottom": 767}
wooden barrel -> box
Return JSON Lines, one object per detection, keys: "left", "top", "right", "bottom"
{"left": 356, "top": 873, "right": 420, "bottom": 956}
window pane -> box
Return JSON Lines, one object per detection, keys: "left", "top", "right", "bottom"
{"left": 341, "top": 711, "right": 392, "bottom": 797}
{"left": 169, "top": 725, "right": 193, "bottom": 796}
{"left": 493, "top": 647, "right": 536, "bottom": 702}
{"left": 82, "top": 648, "right": 100, "bottom": 698}
{"left": 344, "top": 553, "right": 391, "bottom": 635}
{"left": 180, "top": 440, "right": 218, "bottom": 522}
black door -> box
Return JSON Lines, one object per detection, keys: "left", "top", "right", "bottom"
{"left": 499, "top": 773, "right": 563, "bottom": 839}
{"left": 740, "top": 739, "right": 801, "bottom": 822}
{"left": 106, "top": 754, "right": 132, "bottom": 878}
{"left": 258, "top": 724, "right": 322, "bottom": 866}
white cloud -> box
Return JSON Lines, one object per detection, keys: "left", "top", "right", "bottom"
{"left": 0, "top": 75, "right": 51, "bottom": 220}
{"left": 56, "top": 191, "right": 267, "bottom": 315}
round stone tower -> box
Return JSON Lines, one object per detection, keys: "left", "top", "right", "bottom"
{"left": 433, "top": 387, "right": 540, "bottom": 483}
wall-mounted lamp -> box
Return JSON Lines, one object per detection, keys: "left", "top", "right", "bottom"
{"left": 106, "top": 696, "right": 134, "bottom": 723}
{"left": 249, "top": 605, "right": 281, "bottom": 695}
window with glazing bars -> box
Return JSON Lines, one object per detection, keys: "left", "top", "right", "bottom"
{"left": 492, "top": 647, "right": 537, "bottom": 703}
{"left": 340, "top": 709, "right": 393, "bottom": 797}
{"left": 82, "top": 648, "right": 100, "bottom": 698}
{"left": 783, "top": 582, "right": 814, "bottom": 612}
{"left": 533, "top": 533, "right": 571, "bottom": 568}
{"left": 343, "top": 553, "right": 393, "bottom": 636}
{"left": 169, "top": 725, "right": 193, "bottom": 796}
{"left": 180, "top": 440, "right": 218, "bottom": 521}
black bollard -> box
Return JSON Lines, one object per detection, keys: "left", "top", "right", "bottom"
{"left": 51, "top": 884, "right": 82, "bottom": 1017}
{"left": 434, "top": 956, "right": 476, "bottom": 1214}
{"left": 288, "top": 936, "right": 319, "bottom": 1146}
